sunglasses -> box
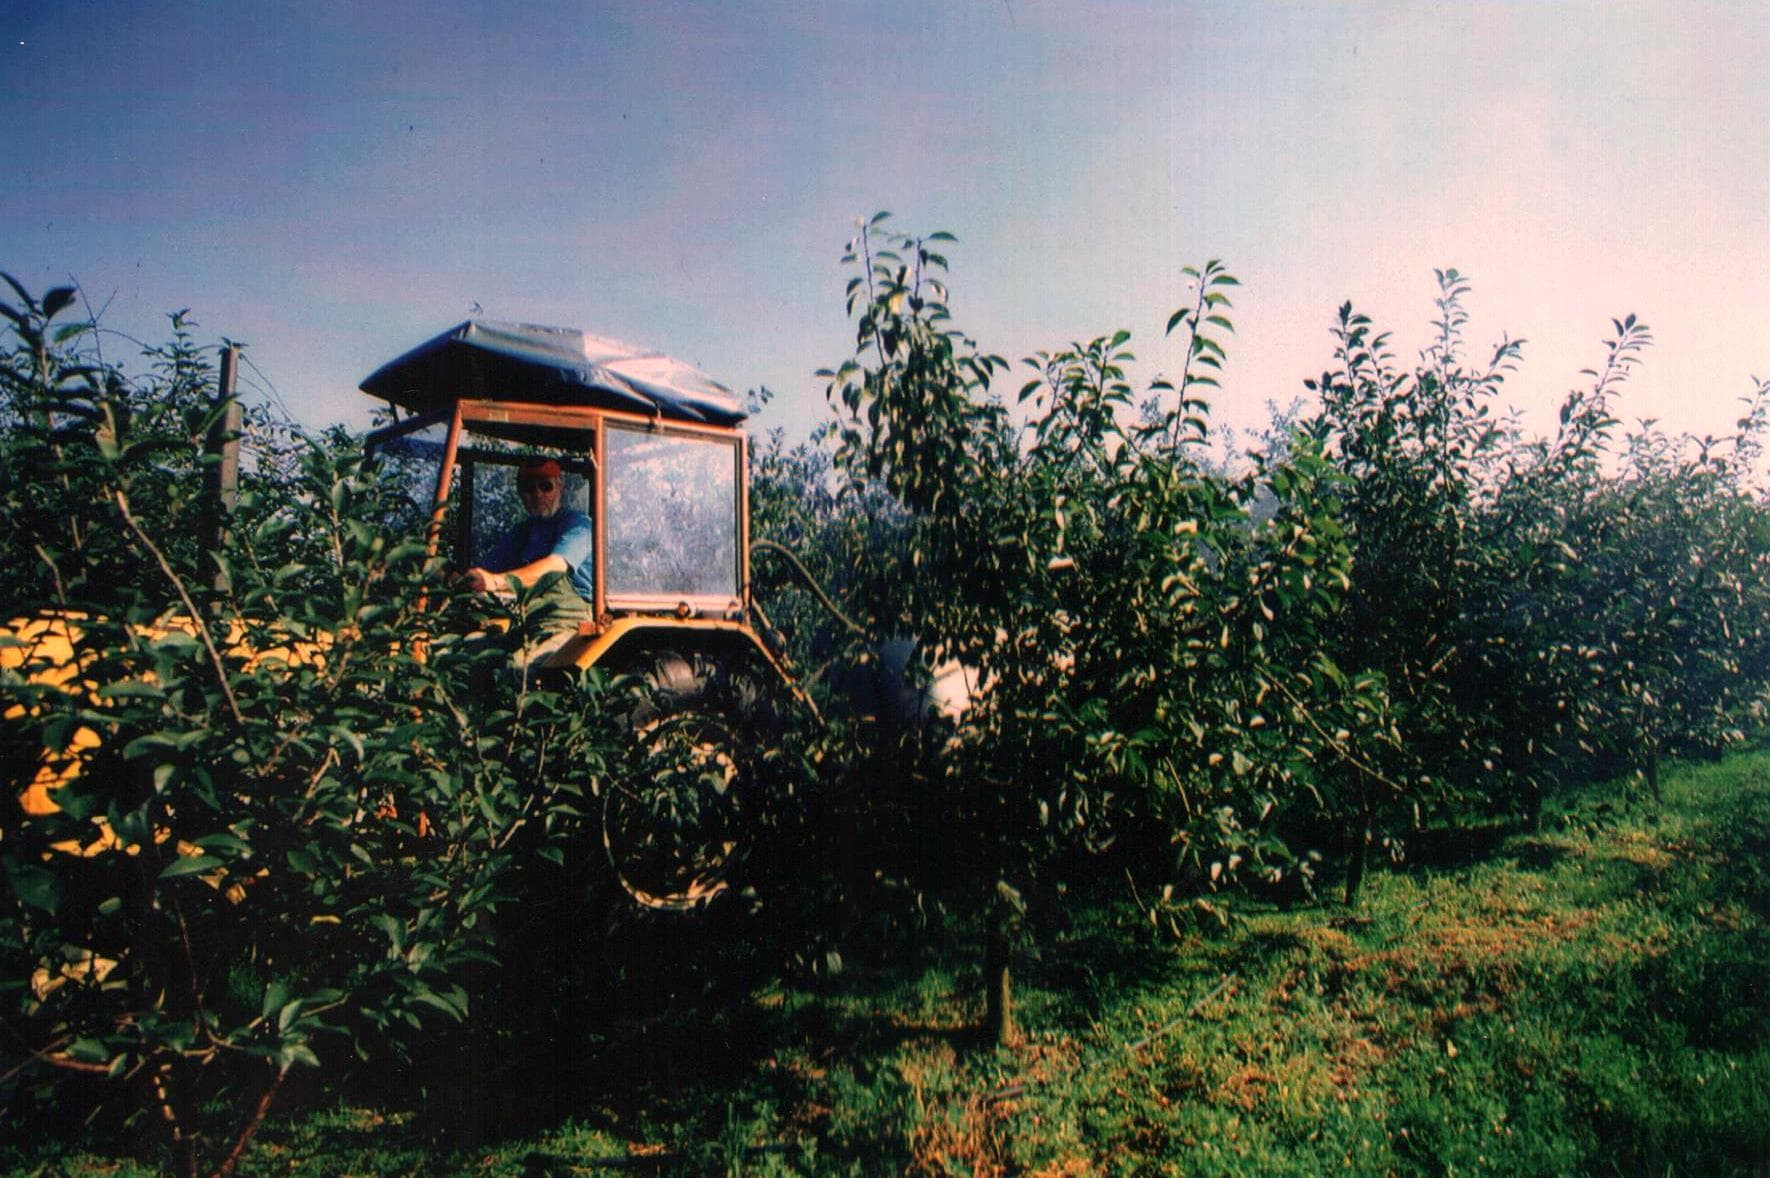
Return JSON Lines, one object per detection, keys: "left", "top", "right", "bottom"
{"left": 518, "top": 479, "right": 559, "bottom": 492}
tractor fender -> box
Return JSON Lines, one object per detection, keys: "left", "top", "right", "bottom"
{"left": 550, "top": 616, "right": 803, "bottom": 702}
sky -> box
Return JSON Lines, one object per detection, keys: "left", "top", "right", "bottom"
{"left": 4, "top": 1, "right": 1767, "bottom": 452}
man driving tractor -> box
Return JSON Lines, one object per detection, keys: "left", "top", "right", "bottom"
{"left": 458, "top": 456, "right": 594, "bottom": 668}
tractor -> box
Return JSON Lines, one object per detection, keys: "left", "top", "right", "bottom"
{"left": 5, "top": 319, "right": 950, "bottom": 913}
{"left": 360, "top": 320, "right": 803, "bottom": 911}
{"left": 3, "top": 322, "right": 801, "bottom": 908}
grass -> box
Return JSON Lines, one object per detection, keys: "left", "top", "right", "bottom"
{"left": 9, "top": 751, "right": 1770, "bottom": 1175}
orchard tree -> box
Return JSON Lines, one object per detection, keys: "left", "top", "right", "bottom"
{"left": 816, "top": 221, "right": 1378, "bottom": 1037}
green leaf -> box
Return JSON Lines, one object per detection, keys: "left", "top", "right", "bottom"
{"left": 0, "top": 271, "right": 35, "bottom": 312}
{"left": 42, "top": 713, "right": 84, "bottom": 753}
{"left": 261, "top": 980, "right": 291, "bottom": 1020}
{"left": 159, "top": 854, "right": 224, "bottom": 879}
{"left": 42, "top": 286, "right": 79, "bottom": 320}
{"left": 412, "top": 988, "right": 468, "bottom": 1021}
{"left": 374, "top": 913, "right": 404, "bottom": 952}
{"left": 279, "top": 1041, "right": 322, "bottom": 1070}
{"left": 194, "top": 832, "right": 253, "bottom": 857}
{"left": 5, "top": 862, "right": 61, "bottom": 914}
{"left": 97, "top": 681, "right": 166, "bottom": 701}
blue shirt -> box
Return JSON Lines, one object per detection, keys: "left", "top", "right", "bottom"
{"left": 484, "top": 510, "right": 595, "bottom": 601}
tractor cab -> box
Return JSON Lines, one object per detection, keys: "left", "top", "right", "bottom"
{"left": 360, "top": 321, "right": 793, "bottom": 910}
{"left": 360, "top": 320, "right": 784, "bottom": 681}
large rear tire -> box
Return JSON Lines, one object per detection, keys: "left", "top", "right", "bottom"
{"left": 601, "top": 648, "right": 778, "bottom": 913}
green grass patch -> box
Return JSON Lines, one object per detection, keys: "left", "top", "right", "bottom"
{"left": 9, "top": 752, "right": 1770, "bottom": 1175}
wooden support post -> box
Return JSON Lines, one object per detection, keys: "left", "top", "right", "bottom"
{"left": 204, "top": 346, "right": 242, "bottom": 598}
{"left": 413, "top": 401, "right": 465, "bottom": 625}
{"left": 425, "top": 401, "right": 465, "bottom": 561}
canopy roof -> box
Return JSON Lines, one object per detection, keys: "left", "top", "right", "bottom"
{"left": 359, "top": 320, "right": 746, "bottom": 426}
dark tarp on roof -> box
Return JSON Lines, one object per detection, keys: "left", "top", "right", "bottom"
{"left": 359, "top": 320, "right": 747, "bottom": 426}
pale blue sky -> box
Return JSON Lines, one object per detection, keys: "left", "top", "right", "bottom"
{"left": 4, "top": 1, "right": 1766, "bottom": 448}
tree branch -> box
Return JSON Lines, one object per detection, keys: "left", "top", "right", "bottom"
{"left": 206, "top": 1064, "right": 285, "bottom": 1178}
{"left": 112, "top": 488, "right": 246, "bottom": 731}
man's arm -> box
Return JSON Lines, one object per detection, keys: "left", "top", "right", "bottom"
{"left": 461, "top": 555, "right": 567, "bottom": 592}
{"left": 462, "top": 510, "right": 591, "bottom": 594}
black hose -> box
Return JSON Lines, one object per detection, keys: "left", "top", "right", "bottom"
{"left": 750, "top": 539, "right": 868, "bottom": 637}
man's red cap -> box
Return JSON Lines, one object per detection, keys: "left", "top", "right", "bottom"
{"left": 518, "top": 458, "right": 562, "bottom": 483}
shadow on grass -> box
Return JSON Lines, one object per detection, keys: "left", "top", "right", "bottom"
{"left": 1398, "top": 822, "right": 1517, "bottom": 871}
{"left": 31, "top": 754, "right": 1770, "bottom": 1175}
{"left": 1504, "top": 837, "right": 1575, "bottom": 871}
{"left": 293, "top": 870, "right": 1018, "bottom": 1169}
{"left": 1025, "top": 906, "right": 1205, "bottom": 1024}
{"left": 343, "top": 860, "right": 1241, "bottom": 1173}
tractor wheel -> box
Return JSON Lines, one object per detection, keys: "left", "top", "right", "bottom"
{"left": 601, "top": 648, "right": 778, "bottom": 913}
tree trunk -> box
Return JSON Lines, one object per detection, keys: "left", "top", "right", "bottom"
{"left": 983, "top": 880, "right": 1024, "bottom": 1047}
{"left": 1343, "top": 820, "right": 1371, "bottom": 907}
{"left": 984, "top": 925, "right": 1016, "bottom": 1047}
{"left": 1645, "top": 749, "right": 1661, "bottom": 803}
{"left": 207, "top": 1065, "right": 284, "bottom": 1178}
